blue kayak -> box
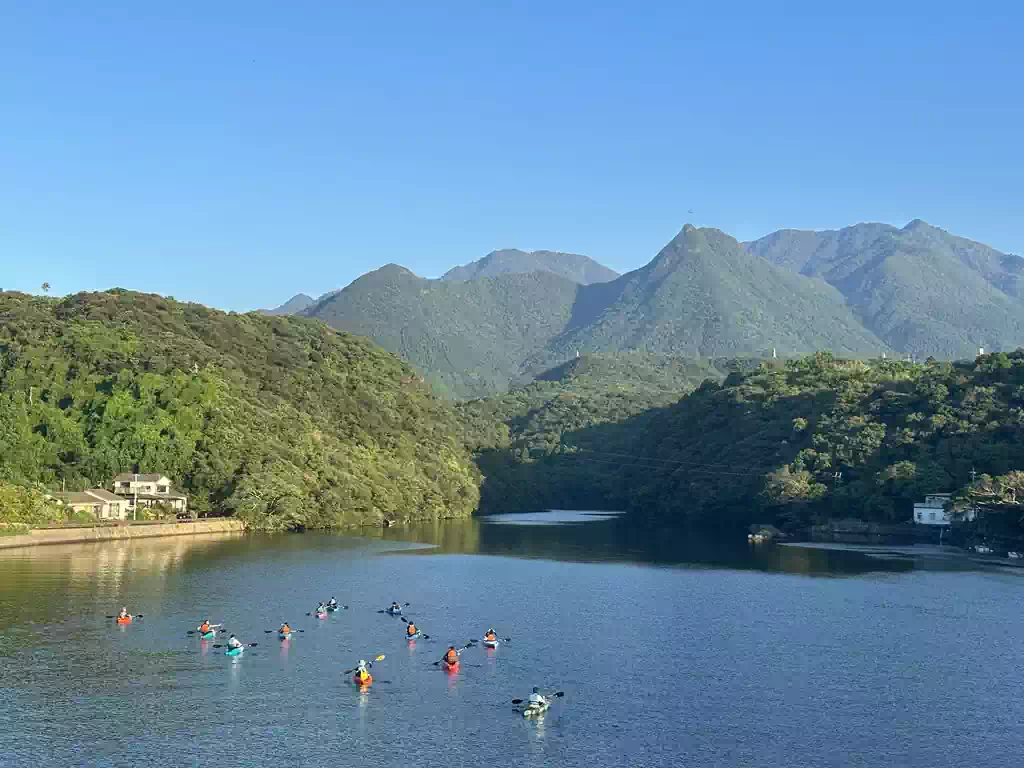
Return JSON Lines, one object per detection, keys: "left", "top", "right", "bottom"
{"left": 387, "top": 608, "right": 402, "bottom": 615}
{"left": 224, "top": 646, "right": 243, "bottom": 657}
{"left": 200, "top": 631, "right": 216, "bottom": 640}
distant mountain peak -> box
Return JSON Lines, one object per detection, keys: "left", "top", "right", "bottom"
{"left": 260, "top": 293, "right": 315, "bottom": 316}
{"left": 902, "top": 218, "right": 936, "bottom": 233}
{"left": 442, "top": 248, "right": 618, "bottom": 285}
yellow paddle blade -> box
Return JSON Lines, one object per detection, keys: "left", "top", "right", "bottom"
{"left": 375, "top": 654, "right": 386, "bottom": 661}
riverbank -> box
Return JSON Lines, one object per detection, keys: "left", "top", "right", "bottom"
{"left": 0, "top": 519, "right": 245, "bottom": 549}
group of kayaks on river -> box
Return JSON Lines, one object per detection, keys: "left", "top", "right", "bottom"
{"left": 114, "top": 600, "right": 557, "bottom": 717}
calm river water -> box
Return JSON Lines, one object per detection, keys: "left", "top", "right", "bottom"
{"left": 1, "top": 512, "right": 1022, "bottom": 767}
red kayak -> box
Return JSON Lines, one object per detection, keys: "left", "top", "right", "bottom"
{"left": 442, "top": 660, "right": 459, "bottom": 673}
{"left": 116, "top": 617, "right": 132, "bottom": 625}
{"left": 353, "top": 673, "right": 373, "bottom": 685}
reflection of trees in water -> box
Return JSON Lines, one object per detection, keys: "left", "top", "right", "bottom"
{"left": 379, "top": 516, "right": 913, "bottom": 576}
{"left": 0, "top": 534, "right": 245, "bottom": 633}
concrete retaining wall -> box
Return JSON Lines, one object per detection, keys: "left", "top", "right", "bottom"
{"left": 0, "top": 519, "right": 245, "bottom": 549}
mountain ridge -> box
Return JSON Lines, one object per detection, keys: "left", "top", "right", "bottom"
{"left": 442, "top": 248, "right": 618, "bottom": 285}
{"left": 268, "top": 219, "right": 1023, "bottom": 398}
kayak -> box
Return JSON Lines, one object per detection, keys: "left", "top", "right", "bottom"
{"left": 353, "top": 673, "right": 373, "bottom": 685}
{"left": 387, "top": 608, "right": 402, "bottom": 615}
{"left": 326, "top": 605, "right": 340, "bottom": 612}
{"left": 279, "top": 632, "right": 293, "bottom": 640}
{"left": 482, "top": 638, "right": 499, "bottom": 648}
{"left": 200, "top": 630, "right": 216, "bottom": 639}
{"left": 522, "top": 701, "right": 550, "bottom": 718}
{"left": 116, "top": 617, "right": 132, "bottom": 625}
{"left": 224, "top": 646, "right": 244, "bottom": 657}
{"left": 314, "top": 611, "right": 328, "bottom": 619}
{"left": 442, "top": 660, "right": 459, "bottom": 672}
{"left": 406, "top": 632, "right": 421, "bottom": 641}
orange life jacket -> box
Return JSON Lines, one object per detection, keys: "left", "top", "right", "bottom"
{"left": 280, "top": 625, "right": 291, "bottom": 634}
{"left": 445, "top": 649, "right": 458, "bottom": 664}
{"left": 485, "top": 632, "right": 496, "bottom": 641}
{"left": 200, "top": 623, "right": 210, "bottom": 633}
{"left": 407, "top": 624, "right": 417, "bottom": 636}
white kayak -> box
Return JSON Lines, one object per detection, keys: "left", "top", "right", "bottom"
{"left": 482, "top": 638, "right": 499, "bottom": 648}
{"left": 521, "top": 700, "right": 550, "bottom": 718}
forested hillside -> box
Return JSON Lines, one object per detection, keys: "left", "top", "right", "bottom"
{"left": 0, "top": 290, "right": 479, "bottom": 530}
{"left": 464, "top": 352, "right": 1024, "bottom": 535}
{"left": 455, "top": 353, "right": 725, "bottom": 511}
{"left": 544, "top": 226, "right": 889, "bottom": 362}
{"left": 304, "top": 265, "right": 584, "bottom": 398}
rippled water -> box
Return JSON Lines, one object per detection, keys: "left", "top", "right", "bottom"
{"left": 1, "top": 513, "right": 1022, "bottom": 767}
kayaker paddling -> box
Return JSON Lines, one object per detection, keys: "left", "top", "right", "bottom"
{"left": 406, "top": 622, "right": 418, "bottom": 638}
{"left": 327, "top": 597, "right": 339, "bottom": 610}
{"left": 512, "top": 689, "right": 564, "bottom": 717}
{"left": 484, "top": 629, "right": 497, "bottom": 642}
{"left": 442, "top": 646, "right": 460, "bottom": 667}
{"left": 389, "top": 602, "right": 402, "bottom": 614}
{"left": 227, "top": 635, "right": 243, "bottom": 650}
{"left": 314, "top": 602, "right": 327, "bottom": 616}
{"left": 197, "top": 619, "right": 221, "bottom": 635}
{"left": 279, "top": 622, "right": 293, "bottom": 636}
{"left": 117, "top": 607, "right": 131, "bottom": 620}
{"left": 353, "top": 659, "right": 372, "bottom": 685}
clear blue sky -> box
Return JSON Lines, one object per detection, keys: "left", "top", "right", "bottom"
{"left": 1, "top": 1, "right": 1020, "bottom": 310}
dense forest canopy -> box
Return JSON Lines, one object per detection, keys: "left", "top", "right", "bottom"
{"left": 463, "top": 351, "right": 1024, "bottom": 538}
{"left": 0, "top": 290, "right": 479, "bottom": 530}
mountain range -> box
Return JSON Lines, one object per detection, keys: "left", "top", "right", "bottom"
{"left": 267, "top": 221, "right": 1024, "bottom": 398}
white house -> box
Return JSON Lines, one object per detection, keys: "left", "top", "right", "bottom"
{"left": 111, "top": 473, "right": 188, "bottom": 515}
{"left": 54, "top": 489, "right": 130, "bottom": 520}
{"left": 913, "top": 493, "right": 977, "bottom": 525}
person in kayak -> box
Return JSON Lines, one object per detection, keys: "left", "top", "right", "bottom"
{"left": 354, "top": 660, "right": 371, "bottom": 683}
{"left": 198, "top": 620, "right": 220, "bottom": 634}
{"left": 279, "top": 622, "right": 292, "bottom": 635}
{"left": 484, "top": 629, "right": 497, "bottom": 642}
{"left": 528, "top": 687, "right": 548, "bottom": 708}
{"left": 443, "top": 646, "right": 460, "bottom": 666}
{"left": 227, "top": 635, "right": 243, "bottom": 650}
{"left": 327, "top": 597, "right": 338, "bottom": 610}
{"left": 390, "top": 602, "right": 401, "bottom": 613}
{"left": 406, "top": 622, "right": 418, "bottom": 637}
{"left": 117, "top": 607, "right": 131, "bottom": 620}
{"left": 315, "top": 602, "right": 327, "bottom": 614}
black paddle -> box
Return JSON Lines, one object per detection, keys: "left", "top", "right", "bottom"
{"left": 213, "top": 642, "right": 258, "bottom": 649}
{"left": 107, "top": 614, "right": 144, "bottom": 619}
{"left": 512, "top": 692, "right": 565, "bottom": 705}
{"left": 264, "top": 628, "right": 305, "bottom": 633}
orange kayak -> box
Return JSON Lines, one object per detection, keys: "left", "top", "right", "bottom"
{"left": 353, "top": 673, "right": 373, "bottom": 685}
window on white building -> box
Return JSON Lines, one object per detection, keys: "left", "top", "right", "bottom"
{"left": 929, "top": 512, "right": 936, "bottom": 521}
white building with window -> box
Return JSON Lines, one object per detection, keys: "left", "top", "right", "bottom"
{"left": 913, "top": 493, "right": 976, "bottom": 525}
{"left": 111, "top": 473, "right": 189, "bottom": 515}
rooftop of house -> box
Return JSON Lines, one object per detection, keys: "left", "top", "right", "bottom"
{"left": 112, "top": 473, "right": 171, "bottom": 483}
{"left": 84, "top": 488, "right": 125, "bottom": 502}
{"left": 55, "top": 491, "right": 102, "bottom": 506}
